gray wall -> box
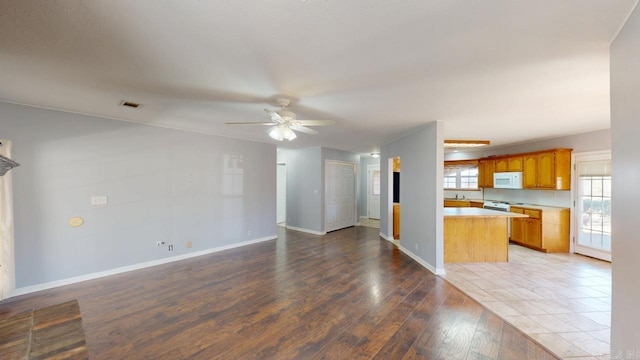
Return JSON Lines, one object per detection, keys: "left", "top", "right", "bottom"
{"left": 1, "top": 102, "right": 276, "bottom": 288}
{"left": 358, "top": 155, "right": 380, "bottom": 219}
{"left": 479, "top": 129, "right": 611, "bottom": 157}
{"left": 277, "top": 146, "right": 361, "bottom": 233}
{"left": 380, "top": 121, "right": 444, "bottom": 273}
{"left": 611, "top": 5, "right": 640, "bottom": 355}
{"left": 277, "top": 147, "right": 323, "bottom": 232}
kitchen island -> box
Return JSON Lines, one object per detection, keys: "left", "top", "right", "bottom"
{"left": 444, "top": 208, "right": 528, "bottom": 263}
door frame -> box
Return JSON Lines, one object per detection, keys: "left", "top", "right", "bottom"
{"left": 571, "top": 150, "right": 612, "bottom": 261}
{"left": 367, "top": 164, "right": 381, "bottom": 219}
{"left": 276, "top": 162, "right": 286, "bottom": 226}
{"left": 324, "top": 160, "right": 357, "bottom": 233}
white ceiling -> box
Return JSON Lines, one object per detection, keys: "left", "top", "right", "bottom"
{"left": 1, "top": 0, "right": 637, "bottom": 154}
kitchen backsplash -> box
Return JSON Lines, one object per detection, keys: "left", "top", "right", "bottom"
{"left": 483, "top": 188, "right": 572, "bottom": 208}
{"left": 444, "top": 188, "right": 572, "bottom": 207}
{"left": 444, "top": 189, "right": 483, "bottom": 200}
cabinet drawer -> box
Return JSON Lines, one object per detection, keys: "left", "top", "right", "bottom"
{"left": 510, "top": 207, "right": 524, "bottom": 214}
{"left": 524, "top": 209, "right": 541, "bottom": 219}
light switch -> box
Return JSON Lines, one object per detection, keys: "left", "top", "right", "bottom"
{"left": 91, "top": 196, "right": 108, "bottom": 205}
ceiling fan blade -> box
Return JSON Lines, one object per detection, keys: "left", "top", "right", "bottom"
{"left": 295, "top": 120, "right": 335, "bottom": 126}
{"left": 264, "top": 109, "right": 284, "bottom": 122}
{"left": 290, "top": 125, "right": 319, "bottom": 135}
{"left": 225, "top": 121, "right": 277, "bottom": 125}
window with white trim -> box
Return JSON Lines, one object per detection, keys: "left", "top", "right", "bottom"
{"left": 444, "top": 160, "right": 479, "bottom": 190}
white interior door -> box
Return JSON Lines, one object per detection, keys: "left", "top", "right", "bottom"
{"left": 325, "top": 161, "right": 356, "bottom": 232}
{"left": 276, "top": 163, "right": 286, "bottom": 225}
{"left": 368, "top": 165, "right": 380, "bottom": 219}
{"left": 574, "top": 151, "right": 611, "bottom": 261}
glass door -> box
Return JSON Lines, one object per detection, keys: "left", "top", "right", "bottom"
{"left": 574, "top": 151, "right": 611, "bottom": 261}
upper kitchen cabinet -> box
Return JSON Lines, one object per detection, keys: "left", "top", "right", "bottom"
{"left": 523, "top": 149, "right": 572, "bottom": 190}
{"left": 507, "top": 156, "right": 523, "bottom": 171}
{"left": 495, "top": 156, "right": 524, "bottom": 172}
{"left": 478, "top": 159, "right": 495, "bottom": 188}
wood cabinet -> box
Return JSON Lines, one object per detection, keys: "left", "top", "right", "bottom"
{"left": 478, "top": 159, "right": 495, "bottom": 188}
{"left": 469, "top": 200, "right": 484, "bottom": 208}
{"left": 495, "top": 158, "right": 508, "bottom": 172}
{"left": 444, "top": 200, "right": 470, "bottom": 207}
{"left": 509, "top": 207, "right": 525, "bottom": 242}
{"left": 495, "top": 156, "right": 523, "bottom": 173}
{"left": 522, "top": 149, "right": 572, "bottom": 190}
{"left": 393, "top": 157, "right": 401, "bottom": 172}
{"left": 507, "top": 156, "right": 523, "bottom": 171}
{"left": 463, "top": 148, "right": 572, "bottom": 190}
{"left": 393, "top": 204, "right": 400, "bottom": 239}
{"left": 509, "top": 206, "right": 569, "bottom": 253}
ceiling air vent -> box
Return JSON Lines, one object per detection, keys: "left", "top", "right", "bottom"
{"left": 119, "top": 100, "right": 141, "bottom": 109}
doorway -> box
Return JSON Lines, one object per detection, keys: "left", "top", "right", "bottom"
{"left": 367, "top": 164, "right": 381, "bottom": 219}
{"left": 0, "top": 140, "right": 17, "bottom": 300}
{"left": 276, "top": 163, "right": 286, "bottom": 226}
{"left": 574, "top": 151, "right": 611, "bottom": 261}
{"left": 325, "top": 161, "right": 356, "bottom": 232}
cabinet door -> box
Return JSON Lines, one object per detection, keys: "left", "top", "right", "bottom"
{"left": 510, "top": 208, "right": 525, "bottom": 242}
{"left": 524, "top": 219, "right": 542, "bottom": 248}
{"left": 537, "top": 151, "right": 556, "bottom": 188}
{"left": 479, "top": 160, "right": 495, "bottom": 188}
{"left": 495, "top": 158, "right": 508, "bottom": 172}
{"left": 523, "top": 155, "right": 538, "bottom": 188}
{"left": 508, "top": 156, "right": 523, "bottom": 171}
{"left": 444, "top": 200, "right": 470, "bottom": 207}
{"left": 393, "top": 204, "right": 400, "bottom": 239}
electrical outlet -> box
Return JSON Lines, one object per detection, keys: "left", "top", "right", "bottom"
{"left": 156, "top": 241, "right": 165, "bottom": 247}
{"left": 91, "top": 196, "right": 108, "bottom": 206}
{"left": 247, "top": 230, "right": 252, "bottom": 236}
{"left": 168, "top": 245, "right": 174, "bottom": 251}
{"left": 186, "top": 241, "right": 192, "bottom": 248}
{"left": 415, "top": 243, "right": 419, "bottom": 251}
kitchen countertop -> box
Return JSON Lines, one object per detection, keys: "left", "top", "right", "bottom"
{"left": 443, "top": 208, "right": 529, "bottom": 218}
{"left": 505, "top": 203, "right": 569, "bottom": 211}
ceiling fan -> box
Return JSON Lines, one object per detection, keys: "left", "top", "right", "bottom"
{"left": 226, "top": 98, "right": 335, "bottom": 141}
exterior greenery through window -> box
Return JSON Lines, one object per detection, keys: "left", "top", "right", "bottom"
{"left": 444, "top": 160, "right": 479, "bottom": 189}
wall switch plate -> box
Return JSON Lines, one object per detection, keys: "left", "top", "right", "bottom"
{"left": 186, "top": 241, "right": 192, "bottom": 248}
{"left": 91, "top": 196, "right": 108, "bottom": 205}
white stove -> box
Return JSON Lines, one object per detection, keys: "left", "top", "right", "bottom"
{"left": 483, "top": 200, "right": 511, "bottom": 212}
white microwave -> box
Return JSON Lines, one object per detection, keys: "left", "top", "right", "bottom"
{"left": 493, "top": 172, "right": 523, "bottom": 189}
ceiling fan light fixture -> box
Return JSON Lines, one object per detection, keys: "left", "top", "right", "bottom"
{"left": 269, "top": 126, "right": 284, "bottom": 141}
{"left": 269, "top": 124, "right": 297, "bottom": 141}
{"left": 282, "top": 126, "right": 297, "bottom": 141}
{"left": 444, "top": 140, "right": 490, "bottom": 148}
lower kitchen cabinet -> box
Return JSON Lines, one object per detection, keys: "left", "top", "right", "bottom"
{"left": 509, "top": 206, "right": 569, "bottom": 253}
{"left": 393, "top": 203, "right": 400, "bottom": 239}
{"left": 444, "top": 200, "right": 470, "bottom": 207}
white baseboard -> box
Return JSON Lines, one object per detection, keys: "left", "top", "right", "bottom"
{"left": 286, "top": 225, "right": 326, "bottom": 236}
{"left": 379, "top": 232, "right": 396, "bottom": 242}
{"left": 397, "top": 244, "right": 446, "bottom": 276}
{"left": 10, "top": 235, "right": 277, "bottom": 298}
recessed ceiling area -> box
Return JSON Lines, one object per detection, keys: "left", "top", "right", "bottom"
{"left": 0, "top": 0, "right": 637, "bottom": 153}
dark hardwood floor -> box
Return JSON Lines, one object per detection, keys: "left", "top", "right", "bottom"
{"left": 0, "top": 226, "right": 559, "bottom": 359}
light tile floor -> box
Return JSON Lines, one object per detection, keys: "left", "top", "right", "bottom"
{"left": 358, "top": 218, "right": 380, "bottom": 228}
{"left": 442, "top": 244, "right": 611, "bottom": 360}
